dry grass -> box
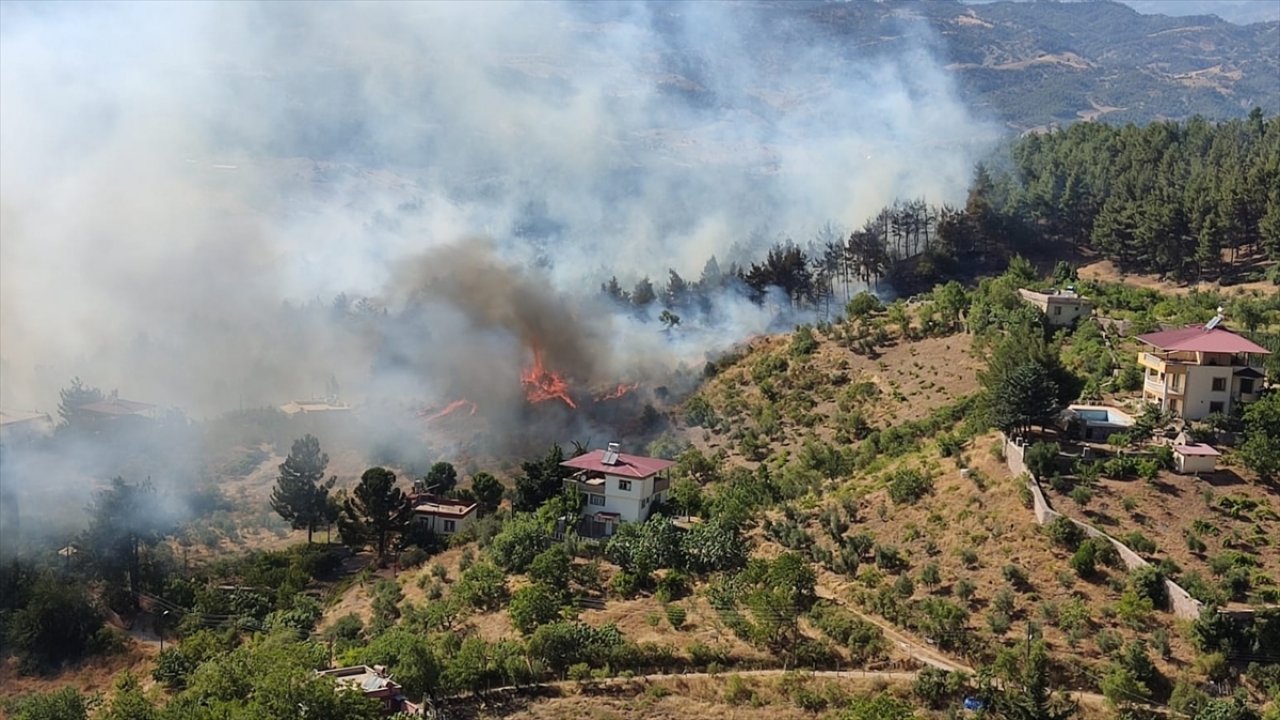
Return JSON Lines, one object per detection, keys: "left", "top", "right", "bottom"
{"left": 1078, "top": 257, "right": 1276, "bottom": 297}
{"left": 684, "top": 328, "right": 981, "bottom": 463}
{"left": 1044, "top": 465, "right": 1280, "bottom": 605}
{"left": 0, "top": 646, "right": 152, "bottom": 706}
{"left": 776, "top": 433, "right": 1201, "bottom": 685}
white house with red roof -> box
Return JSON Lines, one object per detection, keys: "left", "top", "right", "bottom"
{"left": 560, "top": 443, "right": 674, "bottom": 536}
{"left": 1137, "top": 322, "right": 1270, "bottom": 420}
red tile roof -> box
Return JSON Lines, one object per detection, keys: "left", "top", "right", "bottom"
{"left": 561, "top": 449, "right": 675, "bottom": 478}
{"left": 1137, "top": 326, "right": 1270, "bottom": 355}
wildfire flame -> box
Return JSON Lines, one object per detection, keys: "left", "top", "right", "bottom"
{"left": 596, "top": 383, "right": 636, "bottom": 401}
{"left": 520, "top": 344, "right": 577, "bottom": 408}
{"left": 420, "top": 398, "right": 478, "bottom": 422}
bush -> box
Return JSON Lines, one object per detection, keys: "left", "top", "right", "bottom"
{"left": 509, "top": 583, "right": 564, "bottom": 635}
{"left": 6, "top": 575, "right": 103, "bottom": 668}
{"left": 455, "top": 562, "right": 508, "bottom": 610}
{"left": 664, "top": 604, "right": 687, "bottom": 630}
{"left": 886, "top": 468, "right": 934, "bottom": 505}
{"left": 1025, "top": 441, "right": 1061, "bottom": 479}
{"left": 1047, "top": 516, "right": 1085, "bottom": 550}
{"left": 488, "top": 514, "right": 552, "bottom": 573}
{"left": 399, "top": 545, "right": 430, "bottom": 569}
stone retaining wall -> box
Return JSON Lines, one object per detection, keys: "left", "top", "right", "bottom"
{"left": 1002, "top": 435, "right": 1205, "bottom": 621}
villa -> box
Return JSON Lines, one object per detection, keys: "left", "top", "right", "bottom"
{"left": 1137, "top": 322, "right": 1270, "bottom": 421}
{"left": 561, "top": 443, "right": 673, "bottom": 537}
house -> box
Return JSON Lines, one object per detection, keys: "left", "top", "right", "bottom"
{"left": 561, "top": 443, "right": 674, "bottom": 537}
{"left": 410, "top": 496, "right": 477, "bottom": 536}
{"left": 0, "top": 409, "right": 52, "bottom": 444}
{"left": 78, "top": 395, "right": 155, "bottom": 422}
{"left": 316, "top": 665, "right": 419, "bottom": 715}
{"left": 1018, "top": 288, "right": 1092, "bottom": 327}
{"left": 1172, "top": 443, "right": 1220, "bottom": 475}
{"left": 1137, "top": 321, "right": 1270, "bottom": 421}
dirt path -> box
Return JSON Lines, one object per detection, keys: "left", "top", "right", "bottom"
{"left": 813, "top": 586, "right": 972, "bottom": 673}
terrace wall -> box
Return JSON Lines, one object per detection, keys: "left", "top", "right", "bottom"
{"left": 1002, "top": 435, "right": 1204, "bottom": 621}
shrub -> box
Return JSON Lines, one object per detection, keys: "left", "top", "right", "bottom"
{"left": 1047, "top": 516, "right": 1085, "bottom": 550}
{"left": 399, "top": 546, "right": 429, "bottom": 569}
{"left": 455, "top": 562, "right": 508, "bottom": 610}
{"left": 488, "top": 514, "right": 552, "bottom": 573}
{"left": 886, "top": 468, "right": 934, "bottom": 505}
{"left": 1123, "top": 531, "right": 1158, "bottom": 555}
{"left": 509, "top": 583, "right": 564, "bottom": 635}
{"left": 1071, "top": 542, "right": 1099, "bottom": 578}
{"left": 664, "top": 604, "right": 687, "bottom": 630}
{"left": 1025, "top": 441, "right": 1061, "bottom": 479}
{"left": 1129, "top": 565, "right": 1169, "bottom": 609}
{"left": 1070, "top": 485, "right": 1093, "bottom": 506}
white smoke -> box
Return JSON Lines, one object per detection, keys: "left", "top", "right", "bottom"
{"left": 0, "top": 0, "right": 996, "bottom": 417}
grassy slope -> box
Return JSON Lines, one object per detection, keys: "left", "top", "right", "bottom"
{"left": 669, "top": 318, "right": 1206, "bottom": 691}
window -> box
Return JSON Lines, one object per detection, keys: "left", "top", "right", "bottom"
{"left": 618, "top": 479, "right": 631, "bottom": 491}
{"left": 1211, "top": 377, "right": 1227, "bottom": 392}
{"left": 443, "top": 520, "right": 456, "bottom": 533}
{"left": 1240, "top": 379, "right": 1254, "bottom": 395}
{"left": 1209, "top": 401, "right": 1224, "bottom": 414}
{"left": 1053, "top": 305, "right": 1062, "bottom": 316}
{"left": 641, "top": 496, "right": 648, "bottom": 508}
{"left": 589, "top": 494, "right": 605, "bottom": 506}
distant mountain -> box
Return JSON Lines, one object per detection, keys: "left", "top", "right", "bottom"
{"left": 1118, "top": 0, "right": 1279, "bottom": 26}
{"left": 739, "top": 0, "right": 1279, "bottom": 131}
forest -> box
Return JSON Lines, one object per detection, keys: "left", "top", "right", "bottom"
{"left": 596, "top": 111, "right": 1279, "bottom": 329}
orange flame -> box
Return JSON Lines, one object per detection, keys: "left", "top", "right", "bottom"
{"left": 420, "top": 398, "right": 478, "bottom": 422}
{"left": 596, "top": 383, "right": 636, "bottom": 401}
{"left": 520, "top": 344, "right": 577, "bottom": 408}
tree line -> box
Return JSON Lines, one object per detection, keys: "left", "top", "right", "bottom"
{"left": 992, "top": 108, "right": 1280, "bottom": 280}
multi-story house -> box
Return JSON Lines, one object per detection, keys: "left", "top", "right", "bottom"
{"left": 561, "top": 443, "right": 673, "bottom": 537}
{"left": 1137, "top": 323, "right": 1270, "bottom": 420}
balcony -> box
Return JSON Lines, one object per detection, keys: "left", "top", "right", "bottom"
{"left": 1144, "top": 377, "right": 1165, "bottom": 396}
{"left": 1139, "top": 353, "right": 1166, "bottom": 372}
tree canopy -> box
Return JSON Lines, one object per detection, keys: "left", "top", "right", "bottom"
{"left": 338, "top": 467, "right": 413, "bottom": 559}
{"left": 270, "top": 434, "right": 337, "bottom": 544}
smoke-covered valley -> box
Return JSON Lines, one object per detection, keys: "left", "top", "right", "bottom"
{"left": 0, "top": 1, "right": 995, "bottom": 546}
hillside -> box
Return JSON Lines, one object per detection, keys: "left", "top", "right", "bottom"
{"left": 739, "top": 0, "right": 1280, "bottom": 130}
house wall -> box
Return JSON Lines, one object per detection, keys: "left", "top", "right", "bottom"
{"left": 414, "top": 511, "right": 475, "bottom": 535}
{"left": 1182, "top": 365, "right": 1236, "bottom": 420}
{"left": 1045, "top": 299, "right": 1090, "bottom": 327}
{"left": 578, "top": 473, "right": 668, "bottom": 524}
{"left": 1175, "top": 454, "right": 1217, "bottom": 475}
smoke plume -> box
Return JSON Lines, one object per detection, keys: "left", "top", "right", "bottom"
{"left": 1, "top": 1, "right": 994, "bottom": 418}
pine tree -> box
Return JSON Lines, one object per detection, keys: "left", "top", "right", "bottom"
{"left": 339, "top": 467, "right": 412, "bottom": 560}
{"left": 270, "top": 435, "right": 336, "bottom": 544}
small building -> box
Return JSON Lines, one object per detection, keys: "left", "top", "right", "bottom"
{"left": 411, "top": 496, "right": 477, "bottom": 536}
{"left": 561, "top": 443, "right": 674, "bottom": 537}
{"left": 1173, "top": 443, "right": 1220, "bottom": 475}
{"left": 316, "top": 665, "right": 419, "bottom": 715}
{"left": 1137, "top": 321, "right": 1270, "bottom": 421}
{"left": 279, "top": 399, "right": 353, "bottom": 417}
{"left": 1018, "top": 288, "right": 1092, "bottom": 327}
